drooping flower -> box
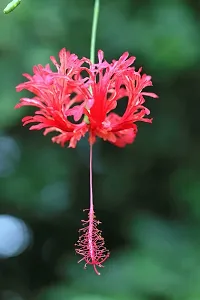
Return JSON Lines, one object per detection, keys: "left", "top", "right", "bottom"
{"left": 16, "top": 48, "right": 157, "bottom": 148}
{"left": 15, "top": 48, "right": 157, "bottom": 275}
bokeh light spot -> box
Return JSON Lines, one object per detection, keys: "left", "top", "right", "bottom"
{"left": 0, "top": 215, "right": 31, "bottom": 258}
{"left": 0, "top": 136, "right": 20, "bottom": 178}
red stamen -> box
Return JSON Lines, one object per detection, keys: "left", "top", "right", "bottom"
{"left": 75, "top": 143, "right": 110, "bottom": 275}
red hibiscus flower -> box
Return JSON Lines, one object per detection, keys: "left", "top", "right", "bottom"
{"left": 15, "top": 48, "right": 157, "bottom": 148}
{"left": 15, "top": 48, "right": 157, "bottom": 275}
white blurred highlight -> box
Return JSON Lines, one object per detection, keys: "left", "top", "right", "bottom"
{"left": 0, "top": 215, "right": 31, "bottom": 258}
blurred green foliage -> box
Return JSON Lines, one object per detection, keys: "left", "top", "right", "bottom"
{"left": 0, "top": 0, "right": 199, "bottom": 299}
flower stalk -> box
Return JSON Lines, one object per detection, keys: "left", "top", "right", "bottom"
{"left": 90, "top": 0, "right": 100, "bottom": 64}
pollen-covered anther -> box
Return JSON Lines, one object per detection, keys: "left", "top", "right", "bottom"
{"left": 75, "top": 210, "right": 110, "bottom": 275}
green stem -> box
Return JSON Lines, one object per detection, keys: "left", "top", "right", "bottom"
{"left": 84, "top": 0, "right": 100, "bottom": 124}
{"left": 90, "top": 0, "right": 100, "bottom": 64}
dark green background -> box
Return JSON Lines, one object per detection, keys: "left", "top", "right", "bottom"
{"left": 0, "top": 0, "right": 199, "bottom": 299}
